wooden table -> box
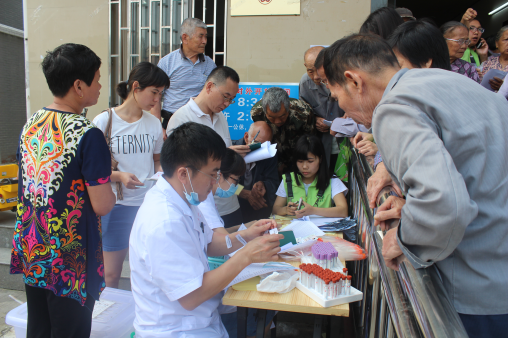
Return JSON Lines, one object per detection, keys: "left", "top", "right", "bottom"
{"left": 223, "top": 234, "right": 350, "bottom": 338}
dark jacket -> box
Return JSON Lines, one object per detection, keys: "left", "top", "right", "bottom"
{"left": 233, "top": 138, "right": 279, "bottom": 222}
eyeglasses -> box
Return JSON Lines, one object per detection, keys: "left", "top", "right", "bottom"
{"left": 445, "top": 38, "right": 471, "bottom": 46}
{"left": 189, "top": 167, "right": 221, "bottom": 183}
{"left": 469, "top": 27, "right": 485, "bottom": 34}
{"left": 228, "top": 176, "right": 240, "bottom": 185}
{"left": 213, "top": 83, "right": 235, "bottom": 104}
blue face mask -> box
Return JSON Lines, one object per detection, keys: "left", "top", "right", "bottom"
{"left": 183, "top": 168, "right": 201, "bottom": 206}
{"left": 215, "top": 178, "right": 237, "bottom": 199}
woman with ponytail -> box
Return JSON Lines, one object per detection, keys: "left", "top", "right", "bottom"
{"left": 93, "top": 62, "right": 169, "bottom": 288}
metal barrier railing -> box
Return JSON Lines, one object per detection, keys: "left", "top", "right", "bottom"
{"left": 349, "top": 148, "right": 468, "bottom": 338}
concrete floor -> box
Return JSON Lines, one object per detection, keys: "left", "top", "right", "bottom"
{"left": 0, "top": 288, "right": 25, "bottom": 338}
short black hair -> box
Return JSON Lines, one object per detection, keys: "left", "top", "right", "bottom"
{"left": 314, "top": 48, "right": 326, "bottom": 69}
{"left": 293, "top": 135, "right": 331, "bottom": 191}
{"left": 388, "top": 20, "right": 451, "bottom": 70}
{"left": 117, "top": 62, "right": 170, "bottom": 100}
{"left": 41, "top": 43, "right": 101, "bottom": 97}
{"left": 323, "top": 34, "right": 399, "bottom": 87}
{"left": 359, "top": 7, "right": 404, "bottom": 40}
{"left": 206, "top": 66, "right": 240, "bottom": 86}
{"left": 161, "top": 122, "right": 226, "bottom": 177}
{"left": 220, "top": 148, "right": 246, "bottom": 179}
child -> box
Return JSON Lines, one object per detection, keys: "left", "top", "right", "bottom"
{"left": 272, "top": 135, "right": 348, "bottom": 217}
{"left": 93, "top": 62, "right": 169, "bottom": 288}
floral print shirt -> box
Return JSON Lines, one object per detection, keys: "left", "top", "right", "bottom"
{"left": 10, "top": 108, "right": 111, "bottom": 305}
{"left": 479, "top": 55, "right": 508, "bottom": 81}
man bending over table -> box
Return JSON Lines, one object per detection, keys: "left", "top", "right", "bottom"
{"left": 129, "top": 122, "right": 283, "bottom": 338}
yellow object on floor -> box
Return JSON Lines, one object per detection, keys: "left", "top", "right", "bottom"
{"left": 0, "top": 164, "right": 18, "bottom": 212}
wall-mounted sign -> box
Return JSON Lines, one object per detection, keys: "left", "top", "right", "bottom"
{"left": 224, "top": 82, "right": 299, "bottom": 141}
{"left": 231, "top": 0, "right": 300, "bottom": 16}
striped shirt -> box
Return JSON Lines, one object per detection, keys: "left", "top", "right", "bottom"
{"left": 157, "top": 46, "right": 216, "bottom": 113}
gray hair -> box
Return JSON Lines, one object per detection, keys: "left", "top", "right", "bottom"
{"left": 440, "top": 21, "right": 467, "bottom": 37}
{"left": 496, "top": 26, "right": 508, "bottom": 42}
{"left": 262, "top": 87, "right": 290, "bottom": 114}
{"left": 181, "top": 18, "right": 207, "bottom": 40}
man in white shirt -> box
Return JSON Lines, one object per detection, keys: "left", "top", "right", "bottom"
{"left": 167, "top": 66, "right": 250, "bottom": 227}
{"left": 129, "top": 122, "right": 282, "bottom": 338}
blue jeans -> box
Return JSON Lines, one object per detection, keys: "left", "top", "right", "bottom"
{"left": 459, "top": 313, "right": 508, "bottom": 338}
{"left": 221, "top": 309, "right": 276, "bottom": 337}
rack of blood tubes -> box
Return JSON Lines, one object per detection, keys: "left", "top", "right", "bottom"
{"left": 298, "top": 263, "right": 352, "bottom": 298}
{"left": 311, "top": 242, "right": 340, "bottom": 269}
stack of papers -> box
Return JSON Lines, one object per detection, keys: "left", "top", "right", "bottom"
{"left": 244, "top": 141, "right": 277, "bottom": 164}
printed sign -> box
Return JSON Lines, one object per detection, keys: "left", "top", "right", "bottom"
{"left": 224, "top": 82, "right": 299, "bottom": 141}
{"left": 231, "top": 0, "right": 300, "bottom": 16}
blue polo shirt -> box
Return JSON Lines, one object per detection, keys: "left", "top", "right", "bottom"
{"left": 157, "top": 46, "right": 216, "bottom": 113}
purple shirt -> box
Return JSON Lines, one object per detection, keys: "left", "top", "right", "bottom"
{"left": 451, "top": 58, "right": 480, "bottom": 83}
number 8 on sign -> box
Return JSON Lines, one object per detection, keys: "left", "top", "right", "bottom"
{"left": 237, "top": 98, "right": 245, "bottom": 106}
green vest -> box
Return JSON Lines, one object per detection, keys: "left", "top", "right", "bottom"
{"left": 283, "top": 172, "right": 332, "bottom": 208}
{"left": 461, "top": 48, "right": 480, "bottom": 67}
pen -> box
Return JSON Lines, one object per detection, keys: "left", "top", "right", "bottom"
{"left": 251, "top": 130, "right": 260, "bottom": 144}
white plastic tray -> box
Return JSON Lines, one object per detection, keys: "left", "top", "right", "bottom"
{"left": 296, "top": 281, "right": 363, "bottom": 307}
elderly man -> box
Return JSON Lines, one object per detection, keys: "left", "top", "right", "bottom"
{"left": 324, "top": 34, "right": 508, "bottom": 337}
{"left": 251, "top": 87, "right": 315, "bottom": 174}
{"left": 167, "top": 66, "right": 250, "bottom": 227}
{"left": 300, "top": 46, "right": 345, "bottom": 170}
{"left": 153, "top": 18, "right": 216, "bottom": 135}
{"left": 233, "top": 121, "right": 279, "bottom": 222}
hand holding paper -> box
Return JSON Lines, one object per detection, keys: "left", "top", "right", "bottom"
{"left": 243, "top": 141, "right": 277, "bottom": 164}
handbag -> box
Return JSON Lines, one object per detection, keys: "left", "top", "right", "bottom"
{"left": 103, "top": 108, "right": 123, "bottom": 200}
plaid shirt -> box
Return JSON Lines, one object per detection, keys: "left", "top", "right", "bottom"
{"left": 451, "top": 58, "right": 480, "bottom": 83}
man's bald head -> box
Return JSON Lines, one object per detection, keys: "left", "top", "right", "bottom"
{"left": 304, "top": 46, "right": 325, "bottom": 85}
{"left": 304, "top": 46, "right": 324, "bottom": 65}
{"left": 244, "top": 121, "right": 273, "bottom": 145}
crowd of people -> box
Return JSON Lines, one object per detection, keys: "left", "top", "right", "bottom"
{"left": 9, "top": 6, "right": 508, "bottom": 338}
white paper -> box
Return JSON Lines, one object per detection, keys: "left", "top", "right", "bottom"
{"left": 480, "top": 69, "right": 507, "bottom": 91}
{"left": 280, "top": 242, "right": 294, "bottom": 251}
{"left": 227, "top": 262, "right": 295, "bottom": 288}
{"left": 147, "top": 171, "right": 164, "bottom": 181}
{"left": 280, "top": 239, "right": 318, "bottom": 253}
{"left": 92, "top": 299, "right": 115, "bottom": 319}
{"left": 283, "top": 221, "right": 325, "bottom": 238}
{"left": 244, "top": 141, "right": 277, "bottom": 164}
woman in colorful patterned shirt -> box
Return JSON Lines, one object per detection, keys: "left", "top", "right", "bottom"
{"left": 10, "top": 43, "right": 116, "bottom": 337}
{"left": 441, "top": 21, "right": 480, "bottom": 83}
{"left": 480, "top": 26, "right": 508, "bottom": 91}
{"left": 93, "top": 62, "right": 169, "bottom": 289}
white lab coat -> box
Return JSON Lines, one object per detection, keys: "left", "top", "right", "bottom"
{"left": 129, "top": 177, "right": 228, "bottom": 338}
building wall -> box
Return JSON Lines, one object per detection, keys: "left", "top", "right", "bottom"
{"left": 26, "top": 0, "right": 110, "bottom": 121}
{"left": 0, "top": 0, "right": 26, "bottom": 163}
{"left": 226, "top": 0, "right": 371, "bottom": 83}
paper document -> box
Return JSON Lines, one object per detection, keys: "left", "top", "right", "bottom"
{"left": 283, "top": 221, "right": 325, "bottom": 238}
{"left": 480, "top": 69, "right": 507, "bottom": 91}
{"left": 147, "top": 171, "right": 164, "bottom": 181}
{"left": 227, "top": 262, "right": 295, "bottom": 288}
{"left": 244, "top": 141, "right": 277, "bottom": 164}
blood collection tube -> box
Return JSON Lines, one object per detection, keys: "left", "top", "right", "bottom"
{"left": 347, "top": 275, "right": 352, "bottom": 295}
{"left": 343, "top": 268, "right": 348, "bottom": 276}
